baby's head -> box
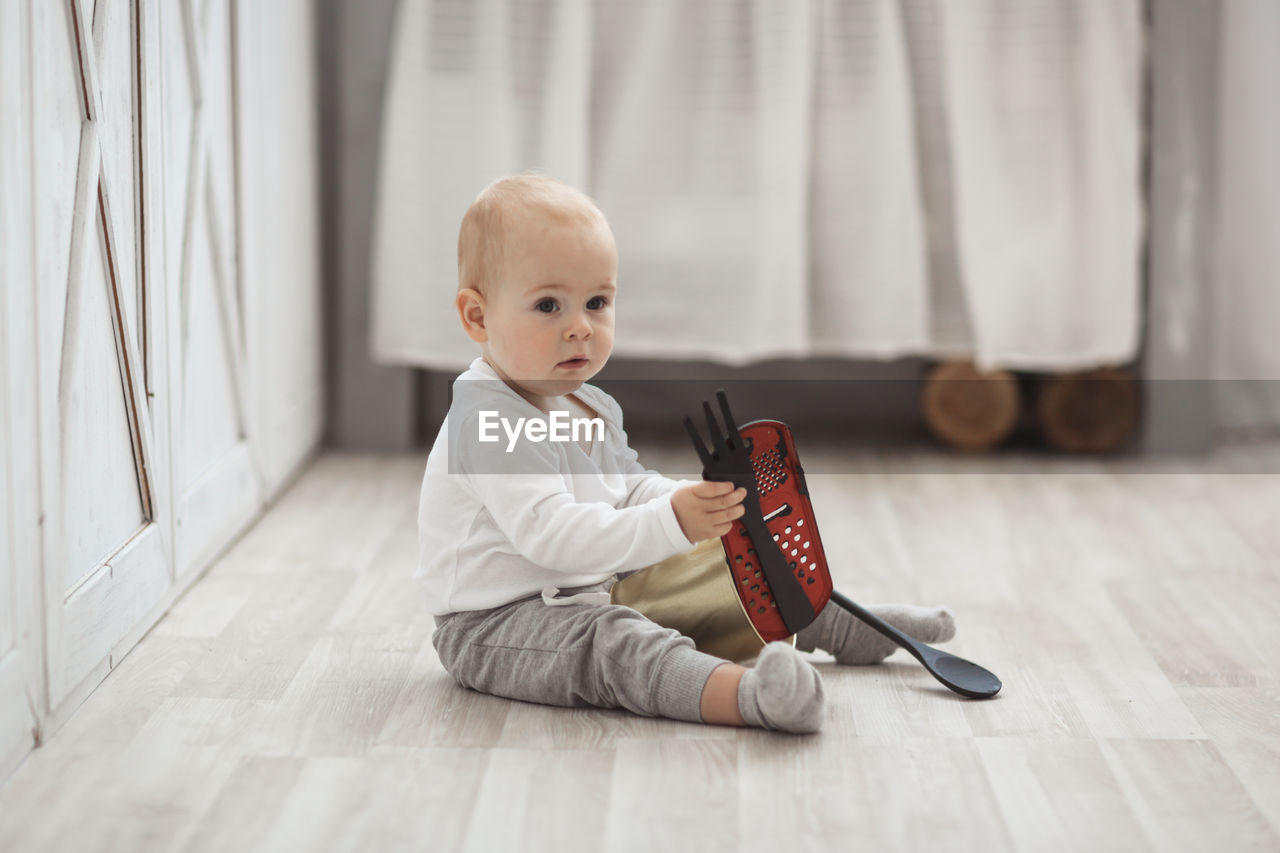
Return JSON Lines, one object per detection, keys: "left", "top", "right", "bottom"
{"left": 455, "top": 174, "right": 618, "bottom": 410}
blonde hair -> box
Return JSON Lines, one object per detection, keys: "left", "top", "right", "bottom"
{"left": 457, "top": 173, "right": 609, "bottom": 295}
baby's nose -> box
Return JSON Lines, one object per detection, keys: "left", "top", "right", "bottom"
{"left": 565, "top": 313, "right": 593, "bottom": 339}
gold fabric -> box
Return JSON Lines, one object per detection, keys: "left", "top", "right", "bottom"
{"left": 610, "top": 538, "right": 793, "bottom": 662}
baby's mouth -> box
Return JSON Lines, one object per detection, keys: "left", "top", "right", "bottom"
{"left": 557, "top": 357, "right": 589, "bottom": 369}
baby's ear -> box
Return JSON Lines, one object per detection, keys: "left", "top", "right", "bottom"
{"left": 456, "top": 288, "right": 488, "bottom": 342}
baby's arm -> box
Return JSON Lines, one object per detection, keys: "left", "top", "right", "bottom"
{"left": 589, "top": 393, "right": 697, "bottom": 508}
{"left": 615, "top": 435, "right": 693, "bottom": 507}
{"left": 601, "top": 398, "right": 747, "bottom": 542}
{"left": 469, "top": 469, "right": 703, "bottom": 574}
{"left": 455, "top": 409, "right": 700, "bottom": 574}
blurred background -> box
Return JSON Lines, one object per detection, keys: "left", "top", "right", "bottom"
{"left": 2, "top": 0, "right": 1279, "bottom": 787}
{"left": 323, "top": 0, "right": 1279, "bottom": 454}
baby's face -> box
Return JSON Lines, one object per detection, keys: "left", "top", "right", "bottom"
{"left": 480, "top": 214, "right": 618, "bottom": 408}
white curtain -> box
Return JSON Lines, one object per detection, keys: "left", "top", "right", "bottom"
{"left": 1213, "top": 0, "right": 1280, "bottom": 432}
{"left": 372, "top": 0, "right": 1143, "bottom": 373}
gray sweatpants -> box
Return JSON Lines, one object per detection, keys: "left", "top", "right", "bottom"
{"left": 431, "top": 583, "right": 729, "bottom": 723}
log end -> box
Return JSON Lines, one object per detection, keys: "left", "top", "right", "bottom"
{"left": 921, "top": 361, "right": 1021, "bottom": 452}
{"left": 1036, "top": 367, "right": 1141, "bottom": 453}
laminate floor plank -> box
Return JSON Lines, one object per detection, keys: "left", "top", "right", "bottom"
{"left": 1179, "top": 687, "right": 1280, "bottom": 838}
{"left": 459, "top": 748, "right": 614, "bottom": 853}
{"left": 373, "top": 643, "right": 511, "bottom": 750}
{"left": 977, "top": 738, "right": 1153, "bottom": 853}
{"left": 1109, "top": 578, "right": 1280, "bottom": 689}
{"left": 1099, "top": 738, "right": 1280, "bottom": 851}
{"left": 733, "top": 735, "right": 860, "bottom": 853}
{"left": 181, "top": 755, "right": 308, "bottom": 853}
{"left": 601, "top": 739, "right": 739, "bottom": 853}
{"left": 830, "top": 736, "right": 1015, "bottom": 850}
{"left": 237, "top": 634, "right": 418, "bottom": 757}
{"left": 171, "top": 568, "right": 357, "bottom": 701}
{"left": 252, "top": 751, "right": 489, "bottom": 853}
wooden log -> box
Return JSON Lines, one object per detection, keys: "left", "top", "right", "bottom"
{"left": 921, "top": 361, "right": 1021, "bottom": 451}
{"left": 1036, "top": 367, "right": 1141, "bottom": 453}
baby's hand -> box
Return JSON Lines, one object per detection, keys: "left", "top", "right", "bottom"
{"left": 671, "top": 480, "right": 747, "bottom": 543}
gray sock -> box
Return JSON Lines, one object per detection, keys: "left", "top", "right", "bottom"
{"left": 737, "top": 642, "right": 825, "bottom": 734}
{"left": 796, "top": 602, "right": 956, "bottom": 665}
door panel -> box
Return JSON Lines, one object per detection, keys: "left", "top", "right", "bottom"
{"left": 60, "top": 199, "right": 147, "bottom": 589}
{"left": 93, "top": 0, "right": 143, "bottom": 370}
{"left": 34, "top": 0, "right": 170, "bottom": 708}
{"left": 1, "top": 0, "right": 42, "bottom": 779}
{"left": 163, "top": 0, "right": 260, "bottom": 576}
{"left": 181, "top": 208, "right": 243, "bottom": 482}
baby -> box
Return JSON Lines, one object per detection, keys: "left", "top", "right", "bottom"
{"left": 418, "top": 174, "right": 956, "bottom": 733}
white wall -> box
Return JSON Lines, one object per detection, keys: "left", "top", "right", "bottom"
{"left": 317, "top": 0, "right": 418, "bottom": 450}
{"left": 1212, "top": 0, "right": 1280, "bottom": 432}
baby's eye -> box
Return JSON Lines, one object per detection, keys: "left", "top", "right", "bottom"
{"left": 535, "top": 298, "right": 558, "bottom": 313}
{"left": 586, "top": 296, "right": 609, "bottom": 310}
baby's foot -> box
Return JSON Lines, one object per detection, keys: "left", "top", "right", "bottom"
{"left": 738, "top": 642, "right": 825, "bottom": 734}
{"left": 796, "top": 602, "right": 956, "bottom": 666}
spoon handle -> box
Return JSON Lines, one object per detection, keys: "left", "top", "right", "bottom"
{"left": 828, "top": 590, "right": 1002, "bottom": 699}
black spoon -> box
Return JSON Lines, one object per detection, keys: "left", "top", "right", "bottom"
{"left": 829, "top": 590, "right": 1002, "bottom": 699}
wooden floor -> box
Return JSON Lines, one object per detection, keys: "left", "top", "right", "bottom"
{"left": 2, "top": 442, "right": 1279, "bottom": 852}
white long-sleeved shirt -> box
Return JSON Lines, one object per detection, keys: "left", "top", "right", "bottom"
{"left": 415, "top": 357, "right": 697, "bottom": 615}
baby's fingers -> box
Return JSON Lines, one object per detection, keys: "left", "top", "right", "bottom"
{"left": 698, "top": 484, "right": 747, "bottom": 509}
{"left": 693, "top": 479, "right": 736, "bottom": 498}
{"left": 704, "top": 502, "right": 744, "bottom": 532}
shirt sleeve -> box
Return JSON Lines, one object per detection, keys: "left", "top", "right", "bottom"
{"left": 592, "top": 391, "right": 702, "bottom": 508}
{"left": 456, "top": 410, "right": 695, "bottom": 574}
{"left": 620, "top": 444, "right": 700, "bottom": 508}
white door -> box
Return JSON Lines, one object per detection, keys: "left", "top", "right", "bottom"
{"left": 31, "top": 0, "right": 171, "bottom": 710}
{"left": 157, "top": 0, "right": 261, "bottom": 578}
